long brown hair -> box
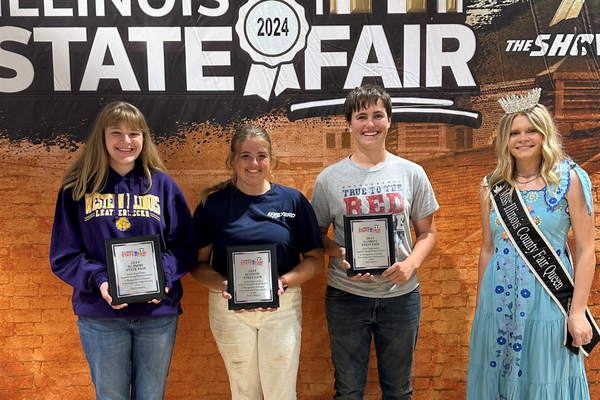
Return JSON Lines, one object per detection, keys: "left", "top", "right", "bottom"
{"left": 199, "top": 123, "right": 278, "bottom": 204}
{"left": 62, "top": 101, "right": 166, "bottom": 200}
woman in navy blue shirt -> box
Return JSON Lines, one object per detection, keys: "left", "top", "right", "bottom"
{"left": 191, "top": 123, "right": 323, "bottom": 400}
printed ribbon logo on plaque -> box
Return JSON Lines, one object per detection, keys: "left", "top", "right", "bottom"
{"left": 236, "top": 0, "right": 310, "bottom": 100}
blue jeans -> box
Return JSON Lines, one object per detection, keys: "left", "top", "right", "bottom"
{"left": 77, "top": 316, "right": 178, "bottom": 400}
{"left": 325, "top": 286, "right": 421, "bottom": 400}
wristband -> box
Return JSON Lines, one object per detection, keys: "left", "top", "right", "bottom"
{"left": 278, "top": 276, "right": 288, "bottom": 291}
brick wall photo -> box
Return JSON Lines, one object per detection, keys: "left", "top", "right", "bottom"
{"left": 2, "top": 1, "right": 600, "bottom": 398}
{"left": 1, "top": 107, "right": 599, "bottom": 399}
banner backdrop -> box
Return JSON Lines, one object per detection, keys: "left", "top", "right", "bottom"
{"left": 0, "top": 0, "right": 599, "bottom": 152}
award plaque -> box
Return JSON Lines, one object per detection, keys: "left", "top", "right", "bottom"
{"left": 344, "top": 213, "right": 395, "bottom": 276}
{"left": 104, "top": 235, "right": 166, "bottom": 305}
{"left": 226, "top": 244, "right": 279, "bottom": 310}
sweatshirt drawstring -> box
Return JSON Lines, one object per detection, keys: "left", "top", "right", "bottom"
{"left": 113, "top": 179, "right": 120, "bottom": 222}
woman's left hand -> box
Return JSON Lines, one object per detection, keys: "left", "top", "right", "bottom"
{"left": 148, "top": 286, "right": 170, "bottom": 304}
{"left": 568, "top": 311, "right": 593, "bottom": 347}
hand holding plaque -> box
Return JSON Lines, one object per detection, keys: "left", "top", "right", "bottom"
{"left": 104, "top": 235, "right": 166, "bottom": 305}
{"left": 226, "top": 244, "right": 279, "bottom": 310}
{"left": 343, "top": 213, "right": 395, "bottom": 277}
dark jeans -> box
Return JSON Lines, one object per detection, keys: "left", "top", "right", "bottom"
{"left": 325, "top": 286, "right": 421, "bottom": 400}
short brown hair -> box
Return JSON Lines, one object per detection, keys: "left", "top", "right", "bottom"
{"left": 344, "top": 84, "right": 392, "bottom": 121}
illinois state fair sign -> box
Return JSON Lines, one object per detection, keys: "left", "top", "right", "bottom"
{"left": 0, "top": 0, "right": 481, "bottom": 140}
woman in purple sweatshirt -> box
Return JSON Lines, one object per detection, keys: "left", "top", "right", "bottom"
{"left": 49, "top": 101, "right": 197, "bottom": 400}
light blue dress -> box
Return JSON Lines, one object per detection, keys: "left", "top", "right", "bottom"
{"left": 467, "top": 160, "right": 593, "bottom": 400}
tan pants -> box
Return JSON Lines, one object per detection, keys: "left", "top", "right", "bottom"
{"left": 208, "top": 286, "right": 302, "bottom": 400}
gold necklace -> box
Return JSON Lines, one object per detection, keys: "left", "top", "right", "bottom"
{"left": 514, "top": 175, "right": 538, "bottom": 184}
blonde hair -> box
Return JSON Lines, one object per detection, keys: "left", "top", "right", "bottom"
{"left": 487, "top": 104, "right": 566, "bottom": 197}
{"left": 199, "top": 124, "right": 278, "bottom": 204}
{"left": 62, "top": 101, "right": 166, "bottom": 200}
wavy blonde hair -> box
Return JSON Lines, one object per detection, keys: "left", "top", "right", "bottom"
{"left": 487, "top": 104, "right": 566, "bottom": 197}
{"left": 199, "top": 123, "right": 278, "bottom": 204}
{"left": 62, "top": 101, "right": 166, "bottom": 200}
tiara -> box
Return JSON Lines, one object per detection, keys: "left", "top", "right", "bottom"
{"left": 498, "top": 88, "right": 542, "bottom": 114}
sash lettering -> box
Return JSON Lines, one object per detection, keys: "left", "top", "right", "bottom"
{"left": 489, "top": 180, "right": 599, "bottom": 356}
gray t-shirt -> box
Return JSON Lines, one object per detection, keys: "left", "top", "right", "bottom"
{"left": 311, "top": 152, "right": 439, "bottom": 298}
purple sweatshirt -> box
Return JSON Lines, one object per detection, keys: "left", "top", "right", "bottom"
{"left": 49, "top": 165, "right": 197, "bottom": 318}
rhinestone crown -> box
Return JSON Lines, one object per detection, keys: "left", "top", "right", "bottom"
{"left": 498, "top": 88, "right": 541, "bottom": 114}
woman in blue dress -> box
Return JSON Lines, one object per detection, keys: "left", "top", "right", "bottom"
{"left": 467, "top": 89, "right": 596, "bottom": 399}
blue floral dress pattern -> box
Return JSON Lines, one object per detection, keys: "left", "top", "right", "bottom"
{"left": 467, "top": 161, "right": 593, "bottom": 400}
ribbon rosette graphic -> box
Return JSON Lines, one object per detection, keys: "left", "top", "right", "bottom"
{"left": 236, "top": 0, "right": 310, "bottom": 100}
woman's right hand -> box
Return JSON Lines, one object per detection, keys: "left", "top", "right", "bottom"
{"left": 568, "top": 312, "right": 593, "bottom": 348}
{"left": 221, "top": 281, "right": 245, "bottom": 313}
{"left": 99, "top": 281, "right": 128, "bottom": 310}
{"left": 221, "top": 280, "right": 231, "bottom": 300}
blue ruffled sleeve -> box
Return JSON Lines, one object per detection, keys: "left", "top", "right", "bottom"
{"left": 546, "top": 160, "right": 593, "bottom": 215}
{"left": 571, "top": 163, "right": 594, "bottom": 215}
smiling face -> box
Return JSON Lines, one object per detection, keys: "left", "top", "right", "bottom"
{"left": 233, "top": 137, "right": 271, "bottom": 195}
{"left": 508, "top": 114, "right": 543, "bottom": 163}
{"left": 347, "top": 99, "right": 391, "bottom": 154}
{"left": 105, "top": 122, "right": 143, "bottom": 176}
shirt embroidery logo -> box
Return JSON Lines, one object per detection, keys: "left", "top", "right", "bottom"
{"left": 267, "top": 211, "right": 296, "bottom": 219}
{"left": 116, "top": 217, "right": 131, "bottom": 231}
